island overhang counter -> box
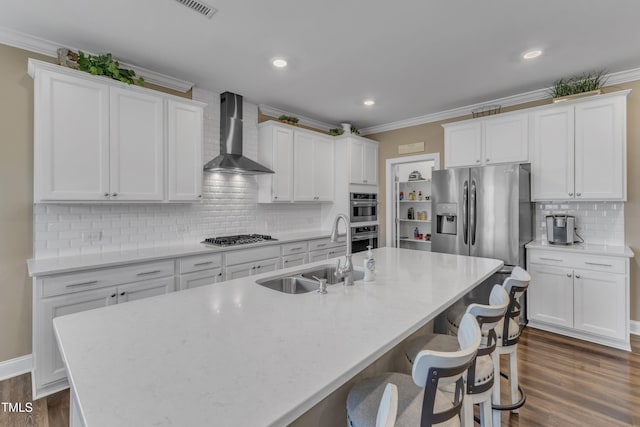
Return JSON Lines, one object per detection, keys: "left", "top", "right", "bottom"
{"left": 53, "top": 247, "right": 503, "bottom": 427}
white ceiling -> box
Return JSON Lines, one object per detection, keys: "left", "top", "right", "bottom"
{"left": 2, "top": 0, "right": 640, "bottom": 129}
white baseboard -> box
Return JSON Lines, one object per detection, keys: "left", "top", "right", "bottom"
{"left": 630, "top": 320, "right": 640, "bottom": 336}
{"left": 0, "top": 354, "right": 32, "bottom": 381}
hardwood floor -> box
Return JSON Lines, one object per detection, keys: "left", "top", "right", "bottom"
{"left": 0, "top": 328, "right": 638, "bottom": 426}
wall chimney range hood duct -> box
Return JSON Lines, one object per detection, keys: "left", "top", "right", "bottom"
{"left": 203, "top": 92, "right": 274, "bottom": 174}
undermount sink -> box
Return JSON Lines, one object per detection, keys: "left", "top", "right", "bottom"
{"left": 256, "top": 264, "right": 365, "bottom": 294}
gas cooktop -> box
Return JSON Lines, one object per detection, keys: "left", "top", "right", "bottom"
{"left": 202, "top": 234, "right": 277, "bottom": 247}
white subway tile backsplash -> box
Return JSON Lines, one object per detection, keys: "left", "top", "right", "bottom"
{"left": 33, "top": 88, "right": 323, "bottom": 258}
{"left": 535, "top": 201, "right": 624, "bottom": 245}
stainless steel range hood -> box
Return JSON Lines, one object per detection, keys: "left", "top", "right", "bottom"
{"left": 203, "top": 92, "right": 274, "bottom": 174}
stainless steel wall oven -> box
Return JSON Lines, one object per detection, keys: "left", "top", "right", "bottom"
{"left": 351, "top": 225, "right": 378, "bottom": 253}
{"left": 350, "top": 193, "right": 378, "bottom": 223}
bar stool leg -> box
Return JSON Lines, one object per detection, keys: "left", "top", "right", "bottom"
{"left": 480, "top": 399, "right": 493, "bottom": 427}
{"left": 491, "top": 351, "right": 501, "bottom": 427}
{"left": 463, "top": 394, "right": 474, "bottom": 427}
{"left": 508, "top": 345, "right": 519, "bottom": 414}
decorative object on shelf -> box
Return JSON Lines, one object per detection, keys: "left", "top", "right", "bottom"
{"left": 550, "top": 70, "right": 607, "bottom": 102}
{"left": 418, "top": 190, "right": 423, "bottom": 200}
{"left": 425, "top": 234, "right": 431, "bottom": 241}
{"left": 341, "top": 122, "right": 352, "bottom": 133}
{"left": 329, "top": 127, "right": 345, "bottom": 136}
{"left": 471, "top": 104, "right": 501, "bottom": 118}
{"left": 408, "top": 170, "right": 424, "bottom": 181}
{"left": 73, "top": 51, "right": 144, "bottom": 86}
{"left": 350, "top": 125, "right": 360, "bottom": 135}
{"left": 407, "top": 207, "right": 414, "bottom": 220}
{"left": 278, "top": 115, "right": 299, "bottom": 125}
{"left": 414, "top": 227, "right": 419, "bottom": 238}
{"left": 399, "top": 191, "right": 404, "bottom": 201}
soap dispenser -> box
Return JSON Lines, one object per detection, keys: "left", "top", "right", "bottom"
{"left": 363, "top": 245, "right": 375, "bottom": 282}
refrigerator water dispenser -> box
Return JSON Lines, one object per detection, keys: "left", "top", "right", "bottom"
{"left": 436, "top": 203, "right": 458, "bottom": 235}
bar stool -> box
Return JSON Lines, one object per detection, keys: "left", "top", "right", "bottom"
{"left": 346, "top": 313, "right": 482, "bottom": 427}
{"left": 404, "top": 285, "right": 510, "bottom": 427}
{"left": 494, "top": 268, "right": 530, "bottom": 417}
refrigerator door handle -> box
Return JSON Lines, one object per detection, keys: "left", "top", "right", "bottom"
{"left": 470, "top": 180, "right": 477, "bottom": 246}
{"left": 462, "top": 180, "right": 468, "bottom": 245}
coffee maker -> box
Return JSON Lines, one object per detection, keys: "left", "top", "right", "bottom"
{"left": 546, "top": 215, "right": 576, "bottom": 245}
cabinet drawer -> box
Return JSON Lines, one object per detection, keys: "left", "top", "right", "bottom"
{"left": 179, "top": 253, "right": 223, "bottom": 274}
{"left": 282, "top": 253, "right": 308, "bottom": 268}
{"left": 281, "top": 242, "right": 308, "bottom": 256}
{"left": 308, "top": 237, "right": 346, "bottom": 252}
{"left": 40, "top": 260, "right": 175, "bottom": 297}
{"left": 224, "top": 246, "right": 281, "bottom": 266}
{"left": 528, "top": 249, "right": 625, "bottom": 274}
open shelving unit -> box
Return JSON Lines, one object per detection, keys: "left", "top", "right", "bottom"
{"left": 392, "top": 162, "right": 435, "bottom": 251}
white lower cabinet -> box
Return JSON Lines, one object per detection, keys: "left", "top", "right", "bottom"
{"left": 308, "top": 246, "right": 347, "bottom": 263}
{"left": 282, "top": 253, "right": 308, "bottom": 268}
{"left": 33, "top": 261, "right": 176, "bottom": 398}
{"left": 225, "top": 258, "right": 279, "bottom": 280}
{"left": 527, "top": 248, "right": 630, "bottom": 351}
{"left": 179, "top": 268, "right": 224, "bottom": 290}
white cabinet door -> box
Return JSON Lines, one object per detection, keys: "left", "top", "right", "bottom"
{"left": 574, "top": 97, "right": 626, "bottom": 201}
{"left": 483, "top": 113, "right": 529, "bottom": 165}
{"left": 309, "top": 249, "right": 331, "bottom": 263}
{"left": 109, "top": 87, "right": 164, "bottom": 201}
{"left": 117, "top": 277, "right": 175, "bottom": 303}
{"left": 272, "top": 126, "right": 294, "bottom": 201}
{"left": 37, "top": 287, "right": 115, "bottom": 387}
{"left": 179, "top": 268, "right": 224, "bottom": 290}
{"left": 573, "top": 269, "right": 626, "bottom": 340}
{"left": 444, "top": 122, "right": 482, "bottom": 168}
{"left": 282, "top": 253, "right": 308, "bottom": 268}
{"left": 527, "top": 264, "right": 574, "bottom": 328}
{"left": 363, "top": 141, "right": 378, "bottom": 185}
{"left": 293, "top": 131, "right": 315, "bottom": 201}
{"left": 314, "top": 135, "right": 335, "bottom": 201}
{"left": 35, "top": 70, "right": 110, "bottom": 201}
{"left": 349, "top": 139, "right": 365, "bottom": 184}
{"left": 531, "top": 106, "right": 575, "bottom": 200}
{"left": 167, "top": 100, "right": 203, "bottom": 201}
{"left": 253, "top": 258, "right": 280, "bottom": 274}
{"left": 225, "top": 262, "right": 253, "bottom": 280}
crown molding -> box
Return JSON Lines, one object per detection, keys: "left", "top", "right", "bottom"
{"left": 258, "top": 104, "right": 337, "bottom": 132}
{"left": 0, "top": 26, "right": 194, "bottom": 93}
{"left": 360, "top": 67, "right": 640, "bottom": 135}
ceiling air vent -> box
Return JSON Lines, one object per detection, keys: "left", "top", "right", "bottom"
{"left": 174, "top": 0, "right": 217, "bottom": 18}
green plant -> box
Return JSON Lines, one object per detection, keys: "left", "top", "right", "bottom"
{"left": 77, "top": 52, "right": 144, "bottom": 86}
{"left": 550, "top": 70, "right": 606, "bottom": 98}
{"left": 350, "top": 125, "right": 360, "bottom": 135}
{"left": 277, "top": 114, "right": 299, "bottom": 124}
{"left": 329, "top": 128, "right": 344, "bottom": 136}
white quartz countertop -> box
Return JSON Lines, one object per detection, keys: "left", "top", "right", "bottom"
{"left": 526, "top": 241, "right": 634, "bottom": 258}
{"left": 53, "top": 248, "right": 502, "bottom": 427}
{"left": 27, "top": 230, "right": 338, "bottom": 276}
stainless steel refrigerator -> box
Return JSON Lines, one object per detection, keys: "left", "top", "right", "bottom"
{"left": 432, "top": 164, "right": 533, "bottom": 272}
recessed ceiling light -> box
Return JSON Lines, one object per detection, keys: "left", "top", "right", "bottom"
{"left": 363, "top": 99, "right": 375, "bottom": 106}
{"left": 522, "top": 49, "right": 543, "bottom": 60}
{"left": 272, "top": 58, "right": 288, "bottom": 68}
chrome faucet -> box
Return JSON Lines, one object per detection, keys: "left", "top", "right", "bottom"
{"left": 330, "top": 214, "right": 354, "bottom": 286}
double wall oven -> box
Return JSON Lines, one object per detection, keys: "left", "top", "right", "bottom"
{"left": 350, "top": 192, "right": 378, "bottom": 253}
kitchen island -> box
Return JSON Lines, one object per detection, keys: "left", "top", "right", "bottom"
{"left": 53, "top": 247, "right": 502, "bottom": 426}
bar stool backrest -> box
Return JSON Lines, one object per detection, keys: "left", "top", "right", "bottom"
{"left": 501, "top": 271, "right": 531, "bottom": 347}
{"left": 412, "top": 313, "right": 481, "bottom": 426}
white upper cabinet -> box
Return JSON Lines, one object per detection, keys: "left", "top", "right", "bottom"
{"left": 34, "top": 69, "right": 110, "bottom": 201}
{"left": 532, "top": 92, "right": 628, "bottom": 201}
{"left": 531, "top": 105, "right": 575, "bottom": 200}
{"left": 29, "top": 59, "right": 204, "bottom": 203}
{"left": 574, "top": 96, "right": 626, "bottom": 200}
{"left": 444, "top": 122, "right": 482, "bottom": 168}
{"left": 348, "top": 137, "right": 378, "bottom": 185}
{"left": 258, "top": 121, "right": 334, "bottom": 203}
{"left": 109, "top": 88, "right": 164, "bottom": 201}
{"left": 443, "top": 112, "right": 528, "bottom": 168}
{"left": 257, "top": 122, "right": 294, "bottom": 202}
{"left": 167, "top": 100, "right": 204, "bottom": 201}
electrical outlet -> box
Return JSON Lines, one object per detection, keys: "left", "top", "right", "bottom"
{"left": 82, "top": 231, "right": 103, "bottom": 242}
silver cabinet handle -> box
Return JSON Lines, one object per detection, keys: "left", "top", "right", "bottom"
{"left": 290, "top": 247, "right": 303, "bottom": 251}
{"left": 273, "top": 196, "right": 278, "bottom": 200}
{"left": 119, "top": 291, "right": 126, "bottom": 296}
{"left": 316, "top": 244, "right": 327, "bottom": 247}
{"left": 576, "top": 193, "right": 581, "bottom": 197}
{"left": 585, "top": 262, "right": 613, "bottom": 267}
{"left": 568, "top": 192, "right": 573, "bottom": 196}
{"left": 251, "top": 266, "right": 256, "bottom": 270}
{"left": 137, "top": 270, "right": 161, "bottom": 276}
{"left": 257, "top": 265, "right": 261, "bottom": 269}
{"left": 66, "top": 280, "right": 98, "bottom": 288}
{"left": 476, "top": 160, "right": 480, "bottom": 163}
{"left": 112, "top": 193, "right": 118, "bottom": 197}
{"left": 486, "top": 158, "right": 490, "bottom": 162}
{"left": 198, "top": 194, "right": 202, "bottom": 198}
{"left": 540, "top": 257, "right": 562, "bottom": 262}
{"left": 193, "top": 261, "right": 213, "bottom": 267}
{"left": 104, "top": 193, "right": 109, "bottom": 197}
{"left": 566, "top": 273, "right": 572, "bottom": 277}
{"left": 284, "top": 260, "right": 288, "bottom": 263}
{"left": 218, "top": 272, "right": 222, "bottom": 276}
{"left": 575, "top": 275, "right": 581, "bottom": 279}
{"left": 111, "top": 293, "right": 117, "bottom": 298}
